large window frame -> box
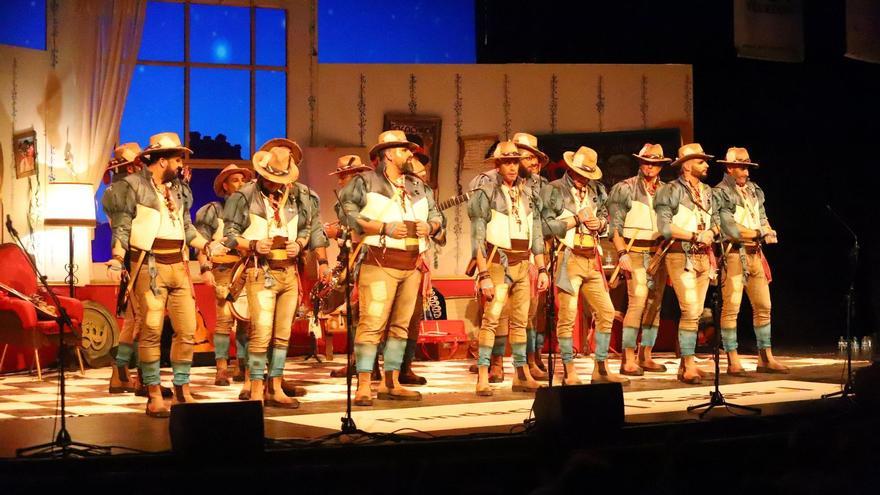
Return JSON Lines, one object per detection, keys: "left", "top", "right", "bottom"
{"left": 133, "top": 1, "right": 288, "bottom": 169}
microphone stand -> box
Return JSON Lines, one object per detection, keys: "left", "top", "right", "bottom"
{"left": 687, "top": 239, "right": 761, "bottom": 418}
{"left": 5, "top": 216, "right": 111, "bottom": 457}
{"left": 822, "top": 204, "right": 858, "bottom": 400}
{"left": 338, "top": 224, "right": 358, "bottom": 432}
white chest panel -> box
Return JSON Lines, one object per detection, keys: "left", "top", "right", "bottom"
{"left": 361, "top": 191, "right": 429, "bottom": 252}
{"left": 623, "top": 197, "right": 660, "bottom": 240}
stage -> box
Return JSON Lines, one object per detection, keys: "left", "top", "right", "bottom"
{"left": 0, "top": 350, "right": 868, "bottom": 458}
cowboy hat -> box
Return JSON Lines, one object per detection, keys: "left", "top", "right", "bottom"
{"left": 717, "top": 147, "right": 759, "bottom": 168}
{"left": 483, "top": 140, "right": 525, "bottom": 165}
{"left": 257, "top": 138, "right": 303, "bottom": 167}
{"left": 368, "top": 130, "right": 419, "bottom": 160}
{"left": 670, "top": 143, "right": 714, "bottom": 167}
{"left": 406, "top": 133, "right": 431, "bottom": 165}
{"left": 252, "top": 146, "right": 299, "bottom": 185}
{"left": 213, "top": 164, "right": 254, "bottom": 197}
{"left": 329, "top": 154, "right": 372, "bottom": 176}
{"left": 512, "top": 132, "right": 549, "bottom": 165}
{"left": 632, "top": 143, "right": 672, "bottom": 164}
{"left": 107, "top": 143, "right": 142, "bottom": 170}
{"left": 563, "top": 146, "right": 602, "bottom": 181}
{"left": 138, "top": 132, "right": 192, "bottom": 160}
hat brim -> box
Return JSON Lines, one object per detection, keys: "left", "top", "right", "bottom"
{"left": 515, "top": 143, "right": 549, "bottom": 165}
{"left": 717, "top": 160, "right": 759, "bottom": 168}
{"left": 632, "top": 154, "right": 673, "bottom": 164}
{"left": 368, "top": 141, "right": 419, "bottom": 160}
{"left": 106, "top": 158, "right": 141, "bottom": 171}
{"left": 329, "top": 165, "right": 372, "bottom": 176}
{"left": 483, "top": 154, "right": 525, "bottom": 165}
{"left": 213, "top": 168, "right": 254, "bottom": 197}
{"left": 258, "top": 138, "right": 303, "bottom": 164}
{"left": 670, "top": 153, "right": 714, "bottom": 167}
{"left": 138, "top": 146, "right": 192, "bottom": 161}
{"left": 563, "top": 151, "right": 602, "bottom": 180}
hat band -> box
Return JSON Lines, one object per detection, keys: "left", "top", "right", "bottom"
{"left": 264, "top": 163, "right": 290, "bottom": 176}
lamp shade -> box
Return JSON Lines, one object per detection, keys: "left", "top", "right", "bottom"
{"left": 43, "top": 182, "right": 97, "bottom": 227}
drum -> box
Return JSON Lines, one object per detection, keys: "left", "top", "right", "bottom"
{"left": 229, "top": 292, "right": 250, "bottom": 322}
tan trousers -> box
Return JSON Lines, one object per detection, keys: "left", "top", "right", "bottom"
{"left": 135, "top": 262, "right": 197, "bottom": 364}
{"left": 478, "top": 261, "right": 532, "bottom": 347}
{"left": 246, "top": 266, "right": 299, "bottom": 353}
{"left": 556, "top": 253, "right": 615, "bottom": 338}
{"left": 665, "top": 252, "right": 712, "bottom": 332}
{"left": 355, "top": 264, "right": 421, "bottom": 345}
{"left": 721, "top": 252, "right": 771, "bottom": 328}
{"left": 212, "top": 265, "right": 236, "bottom": 336}
{"left": 118, "top": 293, "right": 141, "bottom": 346}
{"left": 623, "top": 251, "right": 668, "bottom": 329}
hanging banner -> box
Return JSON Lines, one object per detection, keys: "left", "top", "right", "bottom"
{"left": 734, "top": 0, "right": 804, "bottom": 62}
{"left": 846, "top": 0, "right": 880, "bottom": 63}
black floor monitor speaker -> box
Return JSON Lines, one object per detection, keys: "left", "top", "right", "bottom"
{"left": 169, "top": 400, "right": 265, "bottom": 457}
{"left": 533, "top": 383, "right": 624, "bottom": 442}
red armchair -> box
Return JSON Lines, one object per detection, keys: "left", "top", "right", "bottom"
{"left": 0, "top": 243, "right": 85, "bottom": 379}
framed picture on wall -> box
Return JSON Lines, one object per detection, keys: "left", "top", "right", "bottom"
{"left": 13, "top": 129, "right": 37, "bottom": 179}
{"left": 383, "top": 114, "right": 442, "bottom": 191}
{"left": 457, "top": 133, "right": 499, "bottom": 193}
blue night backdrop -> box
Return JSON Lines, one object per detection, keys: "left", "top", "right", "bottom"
{"left": 92, "top": 0, "right": 475, "bottom": 261}
{"left": 0, "top": 0, "right": 47, "bottom": 50}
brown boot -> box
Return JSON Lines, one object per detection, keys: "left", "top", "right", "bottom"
{"left": 527, "top": 352, "right": 549, "bottom": 381}
{"left": 756, "top": 348, "right": 790, "bottom": 374}
{"left": 620, "top": 348, "right": 644, "bottom": 376}
{"left": 231, "top": 358, "right": 245, "bottom": 383}
{"left": 677, "top": 357, "right": 702, "bottom": 384}
{"left": 172, "top": 384, "right": 199, "bottom": 405}
{"left": 475, "top": 366, "right": 493, "bottom": 396}
{"left": 135, "top": 369, "right": 172, "bottom": 398}
{"left": 562, "top": 361, "right": 582, "bottom": 385}
{"left": 726, "top": 350, "right": 749, "bottom": 377}
{"left": 238, "top": 368, "right": 251, "bottom": 400}
{"left": 468, "top": 363, "right": 479, "bottom": 374}
{"left": 377, "top": 370, "right": 422, "bottom": 401}
{"left": 214, "top": 359, "right": 230, "bottom": 386}
{"left": 354, "top": 372, "right": 373, "bottom": 406}
{"left": 371, "top": 355, "right": 383, "bottom": 382}
{"left": 512, "top": 366, "right": 540, "bottom": 393}
{"left": 280, "top": 378, "right": 308, "bottom": 397}
{"left": 592, "top": 360, "right": 630, "bottom": 385}
{"left": 145, "top": 384, "right": 170, "bottom": 418}
{"left": 488, "top": 354, "right": 505, "bottom": 383}
{"left": 534, "top": 339, "right": 547, "bottom": 372}
{"left": 330, "top": 362, "right": 356, "bottom": 378}
{"left": 399, "top": 363, "right": 427, "bottom": 385}
{"left": 638, "top": 345, "right": 668, "bottom": 372}
{"left": 109, "top": 364, "right": 137, "bottom": 393}
{"left": 250, "top": 379, "right": 265, "bottom": 403}
{"left": 266, "top": 376, "right": 300, "bottom": 409}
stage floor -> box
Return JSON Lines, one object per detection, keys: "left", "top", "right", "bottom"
{"left": 0, "top": 352, "right": 867, "bottom": 458}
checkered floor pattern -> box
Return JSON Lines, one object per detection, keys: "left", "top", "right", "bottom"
{"left": 0, "top": 353, "right": 847, "bottom": 421}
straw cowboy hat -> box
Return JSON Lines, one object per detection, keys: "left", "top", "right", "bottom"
{"left": 368, "top": 130, "right": 420, "bottom": 160}
{"left": 258, "top": 138, "right": 303, "bottom": 166}
{"left": 107, "top": 143, "right": 142, "bottom": 170}
{"left": 138, "top": 132, "right": 192, "bottom": 160}
{"left": 563, "top": 146, "right": 603, "bottom": 181}
{"left": 213, "top": 164, "right": 254, "bottom": 197}
{"left": 483, "top": 140, "right": 525, "bottom": 165}
{"left": 717, "top": 147, "right": 759, "bottom": 168}
{"left": 632, "top": 143, "right": 673, "bottom": 164}
{"left": 329, "top": 154, "right": 372, "bottom": 176}
{"left": 512, "top": 132, "right": 549, "bottom": 165}
{"left": 670, "top": 143, "right": 714, "bottom": 167}
{"left": 252, "top": 146, "right": 299, "bottom": 185}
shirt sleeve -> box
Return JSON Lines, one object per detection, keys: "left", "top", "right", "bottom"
{"left": 339, "top": 175, "right": 368, "bottom": 234}
{"left": 222, "top": 191, "right": 250, "bottom": 248}
{"left": 607, "top": 180, "right": 633, "bottom": 237}
{"left": 306, "top": 189, "right": 329, "bottom": 249}
{"left": 654, "top": 183, "right": 680, "bottom": 240}
{"left": 540, "top": 184, "right": 569, "bottom": 239}
{"left": 467, "top": 189, "right": 491, "bottom": 257}
{"left": 105, "top": 181, "right": 136, "bottom": 257}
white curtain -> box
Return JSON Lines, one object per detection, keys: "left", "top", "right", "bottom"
{"left": 76, "top": 0, "right": 147, "bottom": 187}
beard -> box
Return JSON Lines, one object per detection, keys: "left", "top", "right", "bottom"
{"left": 400, "top": 156, "right": 416, "bottom": 175}
{"left": 161, "top": 166, "right": 178, "bottom": 184}
{"left": 517, "top": 164, "right": 531, "bottom": 179}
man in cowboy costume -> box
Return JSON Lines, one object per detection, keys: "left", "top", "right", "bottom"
{"left": 339, "top": 130, "right": 444, "bottom": 406}
{"left": 325, "top": 154, "right": 373, "bottom": 379}
{"left": 655, "top": 143, "right": 719, "bottom": 385}
{"left": 541, "top": 146, "right": 627, "bottom": 385}
{"left": 607, "top": 143, "right": 672, "bottom": 376}
{"left": 467, "top": 132, "right": 550, "bottom": 383}
{"left": 470, "top": 141, "right": 550, "bottom": 396}
{"left": 223, "top": 138, "right": 328, "bottom": 408}
{"left": 195, "top": 164, "right": 254, "bottom": 397}
{"left": 108, "top": 132, "right": 224, "bottom": 417}
{"left": 713, "top": 147, "right": 788, "bottom": 374}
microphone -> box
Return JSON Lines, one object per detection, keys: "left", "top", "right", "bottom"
{"left": 5, "top": 215, "right": 18, "bottom": 237}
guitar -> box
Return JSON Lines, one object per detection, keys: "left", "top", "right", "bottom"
{"left": 0, "top": 281, "right": 59, "bottom": 319}
{"left": 437, "top": 191, "right": 472, "bottom": 211}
